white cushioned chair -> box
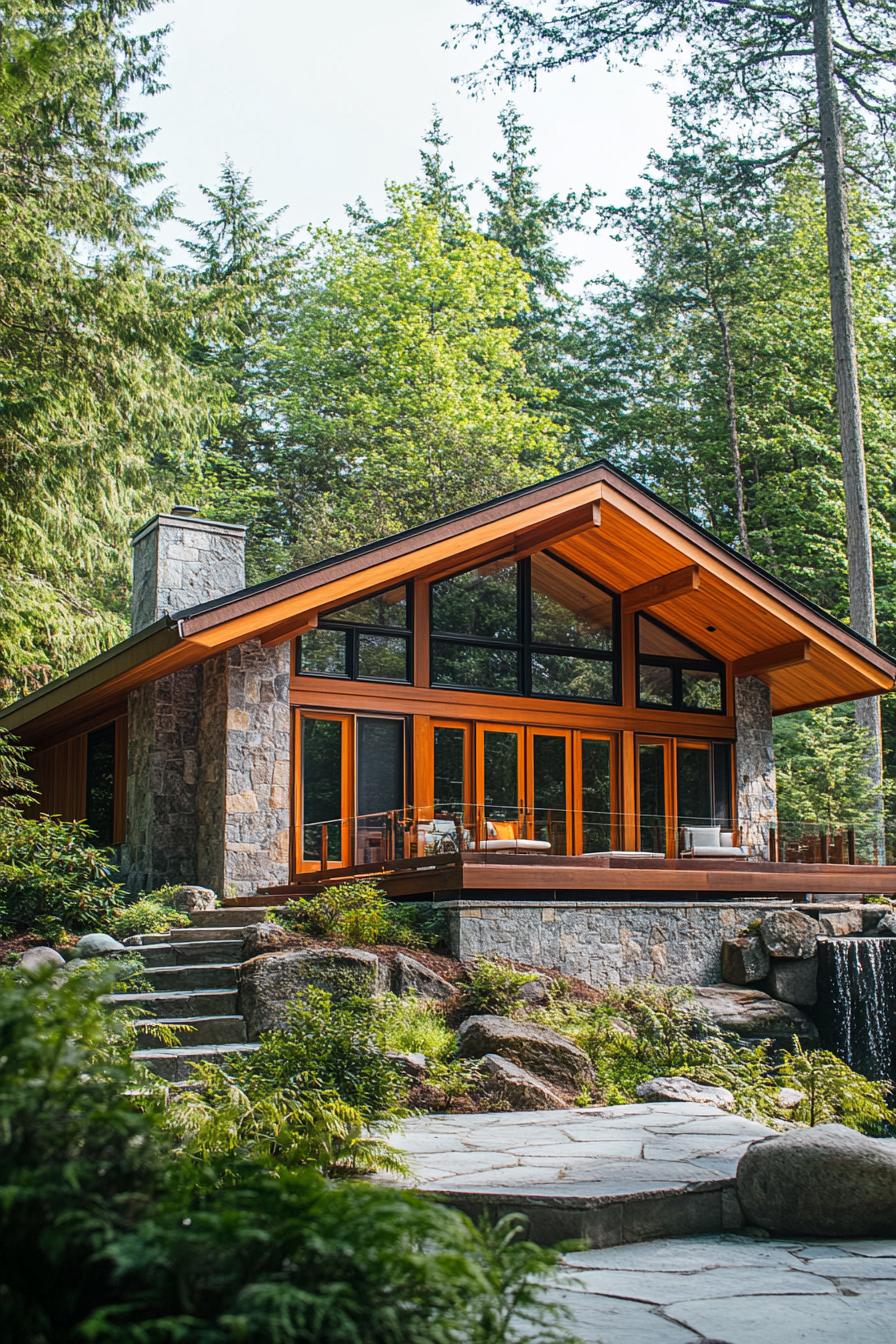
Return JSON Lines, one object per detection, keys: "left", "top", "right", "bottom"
{"left": 680, "top": 824, "right": 749, "bottom": 858}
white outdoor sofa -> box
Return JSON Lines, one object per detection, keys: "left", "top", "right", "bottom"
{"left": 679, "top": 824, "right": 749, "bottom": 858}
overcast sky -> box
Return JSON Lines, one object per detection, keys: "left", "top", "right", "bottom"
{"left": 136, "top": 0, "right": 672, "bottom": 282}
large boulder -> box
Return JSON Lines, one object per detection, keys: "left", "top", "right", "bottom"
{"left": 737, "top": 1124, "right": 896, "bottom": 1236}
{"left": 765, "top": 956, "right": 818, "bottom": 1008}
{"left": 818, "top": 909, "right": 862, "bottom": 937}
{"left": 243, "top": 921, "right": 292, "bottom": 960}
{"left": 758, "top": 909, "right": 818, "bottom": 959}
{"left": 635, "top": 1076, "right": 735, "bottom": 1111}
{"left": 693, "top": 985, "right": 819, "bottom": 1045}
{"left": 170, "top": 885, "right": 217, "bottom": 914}
{"left": 479, "top": 1054, "right": 566, "bottom": 1110}
{"left": 19, "top": 946, "right": 65, "bottom": 974}
{"left": 75, "top": 933, "right": 126, "bottom": 958}
{"left": 721, "top": 935, "right": 769, "bottom": 985}
{"left": 456, "top": 1014, "right": 594, "bottom": 1092}
{"left": 862, "top": 905, "right": 890, "bottom": 932}
{"left": 876, "top": 912, "right": 896, "bottom": 938}
{"left": 240, "top": 947, "right": 386, "bottom": 1039}
{"left": 391, "top": 952, "right": 455, "bottom": 1001}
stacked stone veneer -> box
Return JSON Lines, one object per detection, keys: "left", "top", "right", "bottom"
{"left": 125, "top": 510, "right": 290, "bottom": 896}
{"left": 197, "top": 640, "right": 291, "bottom": 899}
{"left": 734, "top": 675, "right": 777, "bottom": 856}
{"left": 446, "top": 900, "right": 778, "bottom": 987}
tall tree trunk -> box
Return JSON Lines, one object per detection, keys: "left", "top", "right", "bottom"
{"left": 812, "top": 0, "right": 885, "bottom": 859}
{"left": 697, "top": 200, "right": 750, "bottom": 556}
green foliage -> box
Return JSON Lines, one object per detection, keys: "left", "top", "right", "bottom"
{"left": 167, "top": 1066, "right": 406, "bottom": 1178}
{"left": 0, "top": 811, "right": 121, "bottom": 938}
{"left": 275, "top": 186, "right": 564, "bottom": 561}
{"left": 279, "top": 878, "right": 392, "bottom": 945}
{"left": 374, "top": 992, "right": 457, "bottom": 1062}
{"left": 111, "top": 898, "right": 190, "bottom": 941}
{"left": 465, "top": 958, "right": 539, "bottom": 1016}
{"left": 0, "top": 966, "right": 572, "bottom": 1342}
{"left": 384, "top": 900, "right": 452, "bottom": 952}
{"left": 230, "top": 987, "right": 407, "bottom": 1123}
{"left": 777, "top": 1040, "right": 896, "bottom": 1133}
{"left": 775, "top": 706, "right": 890, "bottom": 843}
{"left": 0, "top": 728, "right": 36, "bottom": 808}
{"left": 427, "top": 1057, "right": 481, "bottom": 1106}
{"left": 0, "top": 0, "right": 216, "bottom": 700}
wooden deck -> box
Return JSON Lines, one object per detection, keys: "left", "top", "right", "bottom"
{"left": 243, "top": 851, "right": 896, "bottom": 905}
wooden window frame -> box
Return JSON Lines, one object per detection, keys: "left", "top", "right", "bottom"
{"left": 295, "top": 583, "right": 414, "bottom": 685}
{"left": 636, "top": 613, "right": 726, "bottom": 715}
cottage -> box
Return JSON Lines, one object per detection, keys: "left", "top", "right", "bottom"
{"left": 4, "top": 462, "right": 895, "bottom": 904}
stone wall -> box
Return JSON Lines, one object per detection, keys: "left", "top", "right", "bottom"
{"left": 196, "top": 639, "right": 291, "bottom": 900}
{"left": 734, "top": 676, "right": 777, "bottom": 857}
{"left": 124, "top": 667, "right": 201, "bottom": 892}
{"left": 445, "top": 900, "right": 781, "bottom": 988}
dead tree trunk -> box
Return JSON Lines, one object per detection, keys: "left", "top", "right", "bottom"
{"left": 812, "top": 0, "right": 885, "bottom": 857}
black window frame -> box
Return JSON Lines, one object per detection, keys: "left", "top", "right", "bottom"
{"left": 636, "top": 614, "right": 726, "bottom": 715}
{"left": 429, "top": 550, "right": 620, "bottom": 704}
{"left": 85, "top": 721, "right": 117, "bottom": 847}
{"left": 296, "top": 582, "right": 413, "bottom": 685}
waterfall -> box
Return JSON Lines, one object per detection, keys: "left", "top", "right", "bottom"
{"left": 817, "top": 937, "right": 896, "bottom": 1082}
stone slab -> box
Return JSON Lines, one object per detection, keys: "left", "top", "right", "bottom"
{"left": 551, "top": 1233, "right": 896, "bottom": 1344}
{"left": 378, "top": 1103, "right": 774, "bottom": 1246}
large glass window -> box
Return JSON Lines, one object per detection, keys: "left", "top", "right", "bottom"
{"left": 297, "top": 584, "right": 412, "bottom": 683}
{"left": 429, "top": 551, "right": 617, "bottom": 701}
{"left": 637, "top": 615, "right": 724, "bottom": 714}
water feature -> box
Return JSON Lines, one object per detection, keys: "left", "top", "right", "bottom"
{"left": 816, "top": 936, "right": 896, "bottom": 1081}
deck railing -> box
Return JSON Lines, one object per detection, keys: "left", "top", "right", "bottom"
{"left": 298, "top": 804, "right": 895, "bottom": 873}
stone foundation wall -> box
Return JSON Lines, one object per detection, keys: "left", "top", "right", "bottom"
{"left": 445, "top": 900, "right": 781, "bottom": 988}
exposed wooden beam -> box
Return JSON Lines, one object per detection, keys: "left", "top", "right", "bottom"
{"left": 259, "top": 614, "right": 318, "bottom": 648}
{"left": 621, "top": 564, "right": 701, "bottom": 616}
{"left": 414, "top": 497, "right": 602, "bottom": 585}
{"left": 733, "top": 638, "right": 811, "bottom": 679}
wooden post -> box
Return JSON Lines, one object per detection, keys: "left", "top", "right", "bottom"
{"left": 320, "top": 824, "right": 328, "bottom": 873}
{"left": 847, "top": 826, "right": 857, "bottom": 865}
{"left": 820, "top": 829, "right": 829, "bottom": 864}
{"left": 768, "top": 825, "right": 778, "bottom": 863}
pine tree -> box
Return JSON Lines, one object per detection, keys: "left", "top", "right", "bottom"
{"left": 182, "top": 160, "right": 302, "bottom": 581}
{"left": 0, "top": 0, "right": 212, "bottom": 701}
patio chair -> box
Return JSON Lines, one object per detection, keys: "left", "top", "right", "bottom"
{"left": 679, "top": 824, "right": 749, "bottom": 858}
{"left": 477, "top": 819, "right": 552, "bottom": 854}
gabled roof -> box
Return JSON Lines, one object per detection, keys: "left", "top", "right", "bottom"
{"left": 3, "top": 461, "right": 894, "bottom": 741}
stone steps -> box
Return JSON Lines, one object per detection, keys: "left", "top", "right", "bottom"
{"left": 141, "top": 963, "right": 239, "bottom": 991}
{"left": 106, "top": 910, "right": 254, "bottom": 1081}
{"left": 131, "top": 1041, "right": 259, "bottom": 1082}
{"left": 134, "top": 1015, "right": 248, "bottom": 1049}
{"left": 105, "top": 987, "right": 238, "bottom": 1018}
{"left": 137, "top": 939, "right": 245, "bottom": 967}
{"left": 189, "top": 908, "right": 266, "bottom": 929}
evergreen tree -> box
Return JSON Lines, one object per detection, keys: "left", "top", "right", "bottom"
{"left": 481, "top": 104, "right": 593, "bottom": 454}
{"left": 275, "top": 186, "right": 565, "bottom": 561}
{"left": 181, "top": 160, "right": 302, "bottom": 581}
{"left": 0, "top": 0, "right": 212, "bottom": 702}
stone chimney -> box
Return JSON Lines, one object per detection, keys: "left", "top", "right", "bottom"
{"left": 130, "top": 505, "right": 247, "bottom": 634}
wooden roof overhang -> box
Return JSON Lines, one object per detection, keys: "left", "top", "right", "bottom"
{"left": 3, "top": 462, "right": 894, "bottom": 745}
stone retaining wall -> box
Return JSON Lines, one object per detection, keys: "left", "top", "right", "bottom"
{"left": 444, "top": 899, "right": 784, "bottom": 988}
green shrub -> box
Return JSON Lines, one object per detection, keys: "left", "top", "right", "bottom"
{"left": 230, "top": 986, "right": 407, "bottom": 1123}
{"left": 465, "top": 958, "right": 539, "bottom": 1016}
{"left": 0, "top": 811, "right": 122, "bottom": 938}
{"left": 375, "top": 991, "right": 457, "bottom": 1062}
{"left": 280, "top": 878, "right": 392, "bottom": 944}
{"left": 385, "top": 900, "right": 451, "bottom": 951}
{"left": 777, "top": 1040, "right": 896, "bottom": 1132}
{"left": 0, "top": 965, "right": 572, "bottom": 1342}
{"left": 112, "top": 898, "right": 190, "bottom": 940}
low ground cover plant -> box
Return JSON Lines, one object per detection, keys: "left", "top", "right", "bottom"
{"left": 275, "top": 881, "right": 450, "bottom": 951}
{"left": 464, "top": 957, "right": 539, "bottom": 1015}
{"left": 0, "top": 962, "right": 574, "bottom": 1342}
{"left": 375, "top": 990, "right": 457, "bottom": 1061}
{"left": 112, "top": 897, "right": 191, "bottom": 940}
